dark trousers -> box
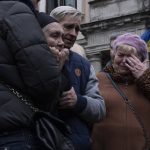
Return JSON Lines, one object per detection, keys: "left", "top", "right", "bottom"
{"left": 0, "top": 129, "right": 43, "bottom": 150}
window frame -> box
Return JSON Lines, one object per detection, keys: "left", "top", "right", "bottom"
{"left": 60, "top": 0, "right": 77, "bottom": 8}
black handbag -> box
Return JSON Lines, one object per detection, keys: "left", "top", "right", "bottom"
{"left": 32, "top": 111, "right": 74, "bottom": 150}
{"left": 5, "top": 84, "right": 74, "bottom": 150}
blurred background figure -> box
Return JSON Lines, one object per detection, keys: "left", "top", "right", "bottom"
{"left": 71, "top": 43, "right": 87, "bottom": 58}
{"left": 104, "top": 34, "right": 121, "bottom": 69}
{"left": 109, "top": 34, "right": 121, "bottom": 60}
{"left": 141, "top": 23, "right": 150, "bottom": 63}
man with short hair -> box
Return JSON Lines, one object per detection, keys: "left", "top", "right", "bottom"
{"left": 50, "top": 6, "right": 106, "bottom": 150}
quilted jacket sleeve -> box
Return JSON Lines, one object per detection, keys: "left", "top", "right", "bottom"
{"left": 1, "top": 2, "right": 61, "bottom": 108}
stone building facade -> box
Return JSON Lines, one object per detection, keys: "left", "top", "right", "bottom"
{"left": 80, "top": 0, "right": 150, "bottom": 72}
{"left": 38, "top": 0, "right": 150, "bottom": 72}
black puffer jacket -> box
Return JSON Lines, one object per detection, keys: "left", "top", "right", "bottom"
{"left": 0, "top": 1, "right": 61, "bottom": 131}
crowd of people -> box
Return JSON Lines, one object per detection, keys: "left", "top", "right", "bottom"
{"left": 0, "top": 0, "right": 149, "bottom": 150}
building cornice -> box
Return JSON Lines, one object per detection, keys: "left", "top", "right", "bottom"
{"left": 81, "top": 12, "right": 150, "bottom": 34}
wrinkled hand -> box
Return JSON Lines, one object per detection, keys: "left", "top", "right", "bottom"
{"left": 50, "top": 47, "right": 69, "bottom": 68}
{"left": 58, "top": 87, "right": 77, "bottom": 109}
{"left": 125, "top": 54, "right": 149, "bottom": 79}
{"left": 50, "top": 47, "right": 60, "bottom": 61}
{"left": 59, "top": 48, "right": 69, "bottom": 68}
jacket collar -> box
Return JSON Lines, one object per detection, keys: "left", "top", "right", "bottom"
{"left": 104, "top": 65, "right": 135, "bottom": 84}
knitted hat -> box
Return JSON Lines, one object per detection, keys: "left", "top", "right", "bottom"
{"left": 37, "top": 12, "right": 58, "bottom": 28}
{"left": 112, "top": 33, "right": 148, "bottom": 61}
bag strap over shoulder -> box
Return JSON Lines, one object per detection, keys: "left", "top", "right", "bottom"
{"left": 106, "top": 73, "right": 149, "bottom": 150}
{"left": 3, "top": 83, "right": 39, "bottom": 112}
{"left": 106, "top": 73, "right": 128, "bottom": 101}
{"left": 2, "top": 82, "right": 74, "bottom": 150}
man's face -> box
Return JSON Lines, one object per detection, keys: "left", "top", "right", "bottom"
{"left": 43, "top": 22, "right": 64, "bottom": 51}
{"left": 60, "top": 15, "right": 81, "bottom": 49}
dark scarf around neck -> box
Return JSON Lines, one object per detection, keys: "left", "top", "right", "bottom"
{"left": 103, "top": 65, "right": 136, "bottom": 84}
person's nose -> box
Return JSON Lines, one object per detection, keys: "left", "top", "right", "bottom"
{"left": 69, "top": 28, "right": 78, "bottom": 37}
{"left": 57, "top": 38, "right": 64, "bottom": 48}
{"left": 122, "top": 56, "right": 127, "bottom": 63}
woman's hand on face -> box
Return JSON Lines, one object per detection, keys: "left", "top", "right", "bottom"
{"left": 125, "top": 54, "right": 149, "bottom": 79}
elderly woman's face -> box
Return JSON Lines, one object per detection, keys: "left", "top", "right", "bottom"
{"left": 43, "top": 22, "right": 64, "bottom": 51}
{"left": 113, "top": 44, "right": 141, "bottom": 75}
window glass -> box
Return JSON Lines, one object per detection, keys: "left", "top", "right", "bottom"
{"left": 46, "top": 0, "right": 58, "bottom": 14}
{"left": 64, "top": 0, "right": 76, "bottom": 8}
{"left": 46, "top": 0, "right": 77, "bottom": 14}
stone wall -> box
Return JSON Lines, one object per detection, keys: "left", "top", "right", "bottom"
{"left": 80, "top": 0, "right": 150, "bottom": 72}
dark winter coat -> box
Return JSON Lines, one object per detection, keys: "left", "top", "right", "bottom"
{"left": 0, "top": 1, "right": 61, "bottom": 131}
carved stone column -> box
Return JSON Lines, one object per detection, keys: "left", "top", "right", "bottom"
{"left": 88, "top": 54, "right": 102, "bottom": 73}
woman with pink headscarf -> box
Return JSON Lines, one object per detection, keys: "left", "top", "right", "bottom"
{"left": 92, "top": 33, "right": 150, "bottom": 150}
